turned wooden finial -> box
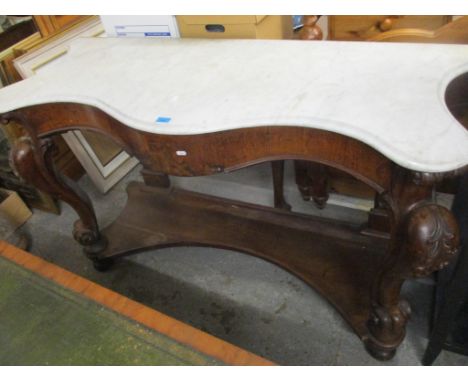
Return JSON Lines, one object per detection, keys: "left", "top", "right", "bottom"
{"left": 299, "top": 16, "right": 323, "bottom": 41}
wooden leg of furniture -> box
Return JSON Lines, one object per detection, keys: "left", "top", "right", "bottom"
{"left": 8, "top": 131, "right": 108, "bottom": 270}
{"left": 365, "top": 171, "right": 460, "bottom": 360}
{"left": 271, "top": 160, "right": 291, "bottom": 211}
{"left": 141, "top": 168, "right": 171, "bottom": 188}
{"left": 3, "top": 104, "right": 464, "bottom": 361}
{"left": 361, "top": 194, "right": 392, "bottom": 239}
{"left": 294, "top": 160, "right": 329, "bottom": 209}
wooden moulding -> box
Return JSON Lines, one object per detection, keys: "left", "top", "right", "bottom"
{"left": 5, "top": 102, "right": 394, "bottom": 194}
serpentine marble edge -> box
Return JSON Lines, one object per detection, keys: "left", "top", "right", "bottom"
{"left": 0, "top": 37, "right": 467, "bottom": 173}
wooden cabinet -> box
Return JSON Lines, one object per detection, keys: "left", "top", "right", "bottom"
{"left": 33, "top": 16, "right": 89, "bottom": 37}
{"left": 328, "top": 16, "right": 451, "bottom": 41}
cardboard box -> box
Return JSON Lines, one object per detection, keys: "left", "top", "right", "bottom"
{"left": 176, "top": 16, "right": 293, "bottom": 39}
{"left": 100, "top": 16, "right": 180, "bottom": 38}
{"left": 0, "top": 188, "right": 32, "bottom": 231}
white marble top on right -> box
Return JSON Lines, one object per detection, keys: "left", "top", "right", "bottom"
{"left": 1, "top": 37, "right": 468, "bottom": 173}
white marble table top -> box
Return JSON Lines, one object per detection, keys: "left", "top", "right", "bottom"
{"left": 1, "top": 37, "right": 468, "bottom": 173}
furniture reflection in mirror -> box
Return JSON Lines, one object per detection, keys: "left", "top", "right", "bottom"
{"left": 14, "top": 16, "right": 139, "bottom": 193}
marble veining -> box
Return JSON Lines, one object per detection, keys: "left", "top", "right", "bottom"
{"left": 0, "top": 37, "right": 468, "bottom": 173}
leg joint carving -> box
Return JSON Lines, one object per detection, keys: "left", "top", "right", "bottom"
{"left": 9, "top": 131, "right": 107, "bottom": 256}
{"left": 402, "top": 204, "right": 459, "bottom": 277}
{"left": 366, "top": 202, "right": 460, "bottom": 360}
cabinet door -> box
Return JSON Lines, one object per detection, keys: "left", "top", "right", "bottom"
{"left": 14, "top": 16, "right": 139, "bottom": 193}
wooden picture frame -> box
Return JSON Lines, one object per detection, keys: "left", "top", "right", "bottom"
{"left": 13, "top": 16, "right": 139, "bottom": 193}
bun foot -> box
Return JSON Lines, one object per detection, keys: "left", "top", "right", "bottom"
{"left": 92, "top": 257, "right": 115, "bottom": 272}
{"left": 364, "top": 340, "right": 397, "bottom": 361}
{"left": 277, "top": 201, "right": 292, "bottom": 211}
{"left": 312, "top": 195, "right": 328, "bottom": 209}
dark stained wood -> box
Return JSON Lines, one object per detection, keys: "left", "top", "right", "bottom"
{"left": 99, "top": 182, "right": 388, "bottom": 342}
{"left": 2, "top": 103, "right": 394, "bottom": 193}
{"left": 365, "top": 168, "right": 460, "bottom": 360}
{"left": 294, "top": 18, "right": 331, "bottom": 212}
{"left": 7, "top": 130, "right": 106, "bottom": 258}
{"left": 0, "top": 100, "right": 464, "bottom": 361}
{"left": 271, "top": 160, "right": 291, "bottom": 210}
{"left": 294, "top": 160, "right": 329, "bottom": 209}
{"left": 361, "top": 194, "right": 392, "bottom": 239}
{"left": 141, "top": 169, "right": 171, "bottom": 188}
{"left": 0, "top": 18, "right": 37, "bottom": 52}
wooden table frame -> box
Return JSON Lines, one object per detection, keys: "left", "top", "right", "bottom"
{"left": 0, "top": 101, "right": 464, "bottom": 361}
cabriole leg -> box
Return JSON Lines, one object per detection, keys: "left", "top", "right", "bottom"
{"left": 9, "top": 134, "right": 109, "bottom": 269}
{"left": 366, "top": 170, "right": 460, "bottom": 360}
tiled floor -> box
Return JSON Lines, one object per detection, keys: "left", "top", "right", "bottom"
{"left": 17, "top": 161, "right": 468, "bottom": 365}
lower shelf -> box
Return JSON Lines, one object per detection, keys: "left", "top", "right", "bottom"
{"left": 100, "top": 181, "right": 388, "bottom": 342}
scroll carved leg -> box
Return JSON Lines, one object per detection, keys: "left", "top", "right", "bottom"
{"left": 366, "top": 202, "right": 460, "bottom": 360}
{"left": 294, "top": 161, "right": 329, "bottom": 209}
{"left": 9, "top": 134, "right": 109, "bottom": 269}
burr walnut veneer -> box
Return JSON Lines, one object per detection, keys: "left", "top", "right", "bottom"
{"left": 0, "top": 37, "right": 467, "bottom": 361}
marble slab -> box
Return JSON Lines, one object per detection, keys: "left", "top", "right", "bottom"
{"left": 1, "top": 37, "right": 468, "bottom": 173}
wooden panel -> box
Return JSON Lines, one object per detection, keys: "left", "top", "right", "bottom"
{"left": 98, "top": 182, "right": 388, "bottom": 341}
{"left": 369, "top": 16, "right": 468, "bottom": 44}
{"left": 33, "top": 16, "right": 89, "bottom": 37}
{"left": 329, "top": 16, "right": 451, "bottom": 41}
{"left": 53, "top": 15, "right": 86, "bottom": 30}
{"left": 80, "top": 131, "right": 122, "bottom": 167}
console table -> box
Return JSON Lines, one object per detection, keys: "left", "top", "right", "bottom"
{"left": 1, "top": 37, "right": 467, "bottom": 361}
